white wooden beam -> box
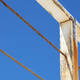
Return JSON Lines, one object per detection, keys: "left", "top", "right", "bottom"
{"left": 60, "top": 20, "right": 79, "bottom": 80}
{"left": 36, "top": 0, "right": 69, "bottom": 23}
{"left": 73, "top": 20, "right": 79, "bottom": 80}
{"left": 36, "top": 0, "right": 80, "bottom": 43}
{"left": 36, "top": 0, "right": 79, "bottom": 80}
{"left": 60, "top": 20, "right": 73, "bottom": 80}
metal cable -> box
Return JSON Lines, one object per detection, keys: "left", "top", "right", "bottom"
{"left": 0, "top": 0, "right": 79, "bottom": 79}
{"left": 0, "top": 0, "right": 66, "bottom": 58}
{"left": 0, "top": 49, "right": 44, "bottom": 80}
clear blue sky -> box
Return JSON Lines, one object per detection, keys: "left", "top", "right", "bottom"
{"left": 0, "top": 0, "right": 80, "bottom": 80}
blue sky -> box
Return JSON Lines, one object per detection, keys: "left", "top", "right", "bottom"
{"left": 0, "top": 0, "right": 80, "bottom": 80}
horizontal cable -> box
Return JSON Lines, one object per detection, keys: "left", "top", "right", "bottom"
{"left": 0, "top": 0, "right": 66, "bottom": 58}
{"left": 0, "top": 49, "right": 44, "bottom": 80}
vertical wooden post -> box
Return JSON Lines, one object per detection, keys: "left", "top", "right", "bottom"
{"left": 73, "top": 19, "right": 79, "bottom": 80}
{"left": 36, "top": 0, "right": 80, "bottom": 79}
{"left": 60, "top": 20, "right": 73, "bottom": 80}
{"left": 60, "top": 20, "right": 79, "bottom": 80}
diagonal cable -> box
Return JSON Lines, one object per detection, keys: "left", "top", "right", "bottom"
{"left": 0, "top": 49, "right": 44, "bottom": 80}
{"left": 0, "top": 0, "right": 74, "bottom": 79}
{"left": 0, "top": 0, "right": 66, "bottom": 58}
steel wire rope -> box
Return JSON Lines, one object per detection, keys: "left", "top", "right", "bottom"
{"left": 0, "top": 49, "right": 44, "bottom": 80}
{"left": 0, "top": 0, "right": 80, "bottom": 78}
{"left": 0, "top": 0, "right": 66, "bottom": 58}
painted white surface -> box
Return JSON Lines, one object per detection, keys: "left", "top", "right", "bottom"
{"left": 60, "top": 20, "right": 73, "bottom": 80}
{"left": 77, "top": 25, "right": 80, "bottom": 43}
{"left": 36, "top": 0, "right": 69, "bottom": 23}
{"left": 36, "top": 0, "right": 80, "bottom": 43}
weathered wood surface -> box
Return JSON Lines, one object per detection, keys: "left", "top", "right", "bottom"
{"left": 36, "top": 0, "right": 79, "bottom": 80}
{"left": 60, "top": 20, "right": 73, "bottom": 80}
{"left": 36, "top": 0, "right": 80, "bottom": 43}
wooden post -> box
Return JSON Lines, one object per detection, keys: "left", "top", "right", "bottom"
{"left": 36, "top": 0, "right": 80, "bottom": 80}
{"left": 73, "top": 19, "right": 79, "bottom": 80}
{"left": 60, "top": 20, "right": 73, "bottom": 80}
{"left": 60, "top": 19, "right": 79, "bottom": 80}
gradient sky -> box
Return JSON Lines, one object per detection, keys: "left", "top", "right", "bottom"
{"left": 0, "top": 0, "right": 80, "bottom": 80}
